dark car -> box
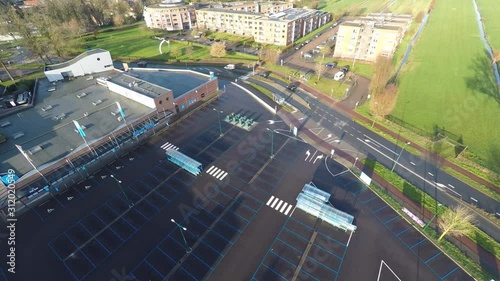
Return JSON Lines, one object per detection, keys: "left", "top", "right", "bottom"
{"left": 326, "top": 62, "right": 337, "bottom": 68}
{"left": 258, "top": 71, "right": 271, "bottom": 78}
{"left": 341, "top": 65, "right": 350, "bottom": 73}
{"left": 137, "top": 61, "right": 147, "bottom": 67}
{"left": 287, "top": 82, "right": 300, "bottom": 91}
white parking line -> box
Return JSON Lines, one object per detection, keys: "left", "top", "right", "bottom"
{"left": 267, "top": 196, "right": 275, "bottom": 206}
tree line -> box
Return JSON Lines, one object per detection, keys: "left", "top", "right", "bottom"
{"left": 0, "top": 0, "right": 162, "bottom": 63}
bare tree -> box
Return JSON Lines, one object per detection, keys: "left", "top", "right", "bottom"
{"left": 315, "top": 60, "right": 326, "bottom": 81}
{"left": 185, "top": 45, "right": 193, "bottom": 59}
{"left": 210, "top": 42, "right": 226, "bottom": 58}
{"left": 370, "top": 83, "right": 398, "bottom": 126}
{"left": 369, "top": 56, "right": 394, "bottom": 96}
{"left": 438, "top": 205, "right": 475, "bottom": 241}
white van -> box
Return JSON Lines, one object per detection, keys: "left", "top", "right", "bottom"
{"left": 224, "top": 64, "right": 235, "bottom": 70}
{"left": 334, "top": 71, "right": 345, "bottom": 81}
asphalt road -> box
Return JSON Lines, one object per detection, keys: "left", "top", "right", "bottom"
{"left": 246, "top": 76, "right": 500, "bottom": 243}
{"left": 0, "top": 77, "right": 473, "bottom": 281}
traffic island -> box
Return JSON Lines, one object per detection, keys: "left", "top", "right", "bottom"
{"left": 225, "top": 112, "right": 257, "bottom": 131}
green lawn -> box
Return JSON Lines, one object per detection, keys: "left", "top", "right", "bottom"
{"left": 393, "top": 0, "right": 500, "bottom": 173}
{"left": 80, "top": 24, "right": 257, "bottom": 62}
{"left": 387, "top": 0, "right": 432, "bottom": 14}
{"left": 476, "top": 0, "right": 500, "bottom": 51}
{"left": 319, "top": 0, "right": 393, "bottom": 15}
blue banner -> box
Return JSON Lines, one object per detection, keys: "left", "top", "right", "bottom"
{"left": 133, "top": 122, "right": 155, "bottom": 137}
{"left": 73, "top": 120, "right": 86, "bottom": 137}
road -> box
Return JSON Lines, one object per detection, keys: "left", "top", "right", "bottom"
{"left": 245, "top": 76, "right": 500, "bottom": 243}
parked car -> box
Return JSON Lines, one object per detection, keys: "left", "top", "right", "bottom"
{"left": 316, "top": 44, "right": 326, "bottom": 49}
{"left": 224, "top": 64, "right": 235, "bottom": 70}
{"left": 312, "top": 49, "right": 321, "bottom": 54}
{"left": 287, "top": 82, "right": 300, "bottom": 91}
{"left": 341, "top": 65, "right": 350, "bottom": 73}
{"left": 334, "top": 71, "right": 345, "bottom": 81}
{"left": 315, "top": 32, "right": 322, "bottom": 38}
{"left": 257, "top": 71, "right": 271, "bottom": 78}
{"left": 326, "top": 62, "right": 337, "bottom": 68}
{"left": 304, "top": 52, "right": 313, "bottom": 59}
{"left": 304, "top": 39, "right": 312, "bottom": 44}
{"left": 137, "top": 61, "right": 147, "bottom": 67}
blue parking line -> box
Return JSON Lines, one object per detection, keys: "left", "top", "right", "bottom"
{"left": 48, "top": 233, "right": 74, "bottom": 261}
{"left": 409, "top": 239, "right": 426, "bottom": 249}
{"left": 299, "top": 267, "right": 322, "bottom": 281}
{"left": 440, "top": 266, "right": 459, "bottom": 280}
{"left": 91, "top": 211, "right": 124, "bottom": 243}
{"left": 63, "top": 261, "right": 86, "bottom": 281}
{"left": 315, "top": 231, "right": 347, "bottom": 247}
{"left": 260, "top": 264, "right": 289, "bottom": 281}
{"left": 138, "top": 179, "right": 171, "bottom": 202}
{"left": 199, "top": 238, "right": 225, "bottom": 256}
{"left": 332, "top": 234, "right": 350, "bottom": 281}
{"left": 282, "top": 228, "right": 310, "bottom": 243}
{"left": 103, "top": 203, "right": 137, "bottom": 231}
{"left": 288, "top": 216, "right": 315, "bottom": 232}
{"left": 189, "top": 216, "right": 234, "bottom": 245}
{"left": 362, "top": 195, "right": 378, "bottom": 204}
{"left": 425, "top": 252, "right": 441, "bottom": 264}
{"left": 373, "top": 205, "right": 388, "bottom": 213}
{"left": 144, "top": 259, "right": 166, "bottom": 278}
{"left": 383, "top": 214, "right": 400, "bottom": 224}
{"left": 276, "top": 238, "right": 306, "bottom": 255}
{"left": 396, "top": 226, "right": 412, "bottom": 236}
{"left": 268, "top": 252, "right": 300, "bottom": 277}
{"left": 306, "top": 255, "right": 339, "bottom": 274}
{"left": 78, "top": 222, "right": 111, "bottom": 255}
{"left": 308, "top": 240, "right": 343, "bottom": 260}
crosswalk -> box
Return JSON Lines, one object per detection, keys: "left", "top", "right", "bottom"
{"left": 206, "top": 166, "right": 228, "bottom": 180}
{"left": 160, "top": 142, "right": 179, "bottom": 151}
{"left": 266, "top": 196, "right": 293, "bottom": 216}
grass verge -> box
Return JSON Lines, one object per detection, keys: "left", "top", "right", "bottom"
{"left": 245, "top": 81, "right": 292, "bottom": 112}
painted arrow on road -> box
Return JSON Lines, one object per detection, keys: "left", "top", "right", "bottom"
{"left": 67, "top": 197, "right": 74, "bottom": 201}
{"left": 313, "top": 154, "right": 324, "bottom": 164}
{"left": 305, "top": 150, "right": 311, "bottom": 161}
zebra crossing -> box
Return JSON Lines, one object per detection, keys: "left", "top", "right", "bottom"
{"left": 206, "top": 166, "right": 228, "bottom": 180}
{"left": 266, "top": 196, "right": 293, "bottom": 216}
{"left": 160, "top": 142, "right": 179, "bottom": 151}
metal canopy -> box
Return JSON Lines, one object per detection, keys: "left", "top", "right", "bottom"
{"left": 165, "top": 149, "right": 203, "bottom": 176}
{"left": 296, "top": 183, "right": 356, "bottom": 232}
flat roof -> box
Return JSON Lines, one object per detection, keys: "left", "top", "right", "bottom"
{"left": 126, "top": 69, "right": 209, "bottom": 98}
{"left": 108, "top": 72, "right": 171, "bottom": 98}
{"left": 0, "top": 73, "right": 152, "bottom": 175}
{"left": 44, "top": 49, "right": 108, "bottom": 71}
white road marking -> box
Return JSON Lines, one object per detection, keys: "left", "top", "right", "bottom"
{"left": 213, "top": 169, "right": 224, "bottom": 178}
{"left": 284, "top": 205, "right": 293, "bottom": 215}
{"left": 280, "top": 202, "right": 288, "bottom": 213}
{"left": 267, "top": 196, "right": 275, "bottom": 206}
{"left": 448, "top": 184, "right": 455, "bottom": 189}
{"left": 206, "top": 166, "right": 216, "bottom": 174}
{"left": 363, "top": 134, "right": 397, "bottom": 155}
{"left": 275, "top": 200, "right": 284, "bottom": 211}
{"left": 219, "top": 172, "right": 228, "bottom": 180}
{"left": 270, "top": 198, "right": 279, "bottom": 208}
{"left": 428, "top": 172, "right": 434, "bottom": 177}
{"left": 209, "top": 167, "right": 219, "bottom": 175}
{"left": 470, "top": 197, "right": 478, "bottom": 203}
{"left": 410, "top": 162, "right": 416, "bottom": 166}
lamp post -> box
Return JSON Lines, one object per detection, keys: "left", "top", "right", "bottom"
{"left": 213, "top": 108, "right": 223, "bottom": 137}
{"left": 391, "top": 141, "right": 411, "bottom": 172}
{"left": 110, "top": 175, "right": 134, "bottom": 208}
{"left": 266, "top": 128, "right": 274, "bottom": 158}
{"left": 171, "top": 219, "right": 192, "bottom": 253}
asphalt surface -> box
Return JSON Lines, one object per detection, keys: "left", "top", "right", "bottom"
{"left": 246, "top": 75, "right": 500, "bottom": 243}
{"left": 0, "top": 77, "right": 473, "bottom": 281}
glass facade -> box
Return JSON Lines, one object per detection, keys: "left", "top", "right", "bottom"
{"left": 165, "top": 149, "right": 203, "bottom": 176}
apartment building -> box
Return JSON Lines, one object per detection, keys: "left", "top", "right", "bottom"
{"left": 144, "top": 0, "right": 197, "bottom": 31}
{"left": 196, "top": 8, "right": 331, "bottom": 46}
{"left": 213, "top": 1, "right": 293, "bottom": 13}
{"left": 333, "top": 13, "right": 412, "bottom": 62}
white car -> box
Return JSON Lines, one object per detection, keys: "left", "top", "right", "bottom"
{"left": 334, "top": 71, "right": 345, "bottom": 81}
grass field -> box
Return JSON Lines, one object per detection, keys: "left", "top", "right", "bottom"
{"left": 318, "top": 0, "right": 392, "bottom": 15}
{"left": 475, "top": 0, "right": 500, "bottom": 50}
{"left": 80, "top": 25, "right": 257, "bottom": 62}
{"left": 393, "top": 0, "right": 500, "bottom": 172}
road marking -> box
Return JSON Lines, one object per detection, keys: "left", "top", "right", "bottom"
{"left": 213, "top": 169, "right": 224, "bottom": 178}
{"left": 266, "top": 196, "right": 275, "bottom": 206}
{"left": 280, "top": 202, "right": 288, "bottom": 213}
{"left": 363, "top": 134, "right": 397, "bottom": 155}
{"left": 206, "top": 166, "right": 216, "bottom": 174}
{"left": 284, "top": 205, "right": 293, "bottom": 215}
{"left": 410, "top": 162, "right": 416, "bottom": 166}
{"left": 206, "top": 166, "right": 227, "bottom": 180}
{"left": 470, "top": 197, "right": 478, "bottom": 203}
{"left": 447, "top": 184, "right": 455, "bottom": 189}
{"left": 275, "top": 200, "right": 284, "bottom": 211}
{"left": 270, "top": 198, "right": 279, "bottom": 208}
{"left": 161, "top": 142, "right": 179, "bottom": 150}
{"left": 428, "top": 172, "right": 434, "bottom": 177}
{"left": 219, "top": 172, "right": 228, "bottom": 180}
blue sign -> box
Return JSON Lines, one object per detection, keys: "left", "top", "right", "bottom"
{"left": 133, "top": 122, "right": 155, "bottom": 137}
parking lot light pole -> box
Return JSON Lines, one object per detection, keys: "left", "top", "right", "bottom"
{"left": 110, "top": 175, "right": 134, "bottom": 208}
{"left": 171, "top": 219, "right": 192, "bottom": 253}
{"left": 213, "top": 108, "right": 223, "bottom": 137}
{"left": 391, "top": 142, "right": 411, "bottom": 172}
{"left": 266, "top": 128, "right": 274, "bottom": 158}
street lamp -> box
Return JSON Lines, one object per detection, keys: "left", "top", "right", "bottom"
{"left": 171, "top": 219, "right": 192, "bottom": 253}
{"left": 266, "top": 128, "right": 274, "bottom": 158}
{"left": 110, "top": 175, "right": 134, "bottom": 208}
{"left": 391, "top": 141, "right": 411, "bottom": 172}
{"left": 213, "top": 108, "right": 223, "bottom": 137}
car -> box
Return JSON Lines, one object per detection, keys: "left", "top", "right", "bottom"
{"left": 137, "top": 61, "right": 147, "bottom": 67}
{"left": 304, "top": 39, "right": 311, "bottom": 44}
{"left": 316, "top": 44, "right": 326, "bottom": 49}
{"left": 334, "top": 71, "right": 345, "bottom": 81}
{"left": 257, "top": 71, "right": 271, "bottom": 78}
{"left": 326, "top": 62, "right": 337, "bottom": 68}
{"left": 341, "top": 65, "right": 350, "bottom": 73}
{"left": 287, "top": 82, "right": 300, "bottom": 91}
{"left": 312, "top": 49, "right": 321, "bottom": 54}
{"left": 294, "top": 44, "right": 301, "bottom": 50}
{"left": 304, "top": 52, "right": 313, "bottom": 59}
{"left": 315, "top": 33, "right": 322, "bottom": 38}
